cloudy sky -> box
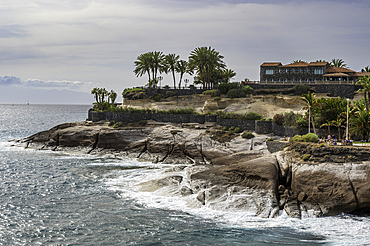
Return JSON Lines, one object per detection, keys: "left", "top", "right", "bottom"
{"left": 0, "top": 0, "right": 369, "bottom": 104}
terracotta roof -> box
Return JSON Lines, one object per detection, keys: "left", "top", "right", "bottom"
{"left": 282, "top": 62, "right": 309, "bottom": 67}
{"left": 323, "top": 72, "right": 350, "bottom": 77}
{"left": 260, "top": 62, "right": 282, "bottom": 67}
{"left": 325, "top": 67, "right": 355, "bottom": 74}
{"left": 308, "top": 62, "right": 329, "bottom": 66}
{"left": 354, "top": 72, "right": 370, "bottom": 77}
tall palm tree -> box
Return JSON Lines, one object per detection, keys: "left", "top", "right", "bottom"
{"left": 356, "top": 75, "right": 370, "bottom": 114}
{"left": 149, "top": 51, "right": 165, "bottom": 82}
{"left": 163, "top": 53, "right": 180, "bottom": 89}
{"left": 330, "top": 58, "right": 348, "bottom": 68}
{"left": 291, "top": 60, "right": 307, "bottom": 64}
{"left": 176, "top": 60, "right": 191, "bottom": 88}
{"left": 91, "top": 87, "right": 99, "bottom": 103}
{"left": 320, "top": 120, "right": 333, "bottom": 135}
{"left": 188, "top": 46, "right": 225, "bottom": 89}
{"left": 301, "top": 91, "right": 317, "bottom": 134}
{"left": 349, "top": 110, "right": 370, "bottom": 141}
{"left": 134, "top": 53, "right": 152, "bottom": 83}
{"left": 315, "top": 60, "right": 327, "bottom": 63}
{"left": 361, "top": 66, "right": 370, "bottom": 72}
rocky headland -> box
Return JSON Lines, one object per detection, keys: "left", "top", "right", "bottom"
{"left": 15, "top": 121, "right": 370, "bottom": 218}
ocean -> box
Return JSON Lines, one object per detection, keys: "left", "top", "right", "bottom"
{"left": 0, "top": 104, "right": 369, "bottom": 245}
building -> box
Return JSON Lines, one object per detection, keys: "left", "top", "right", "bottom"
{"left": 260, "top": 61, "right": 370, "bottom": 83}
{"left": 260, "top": 61, "right": 330, "bottom": 83}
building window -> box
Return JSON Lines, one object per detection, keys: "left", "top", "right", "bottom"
{"left": 299, "top": 69, "right": 302, "bottom": 72}
{"left": 306, "top": 69, "right": 309, "bottom": 73}
{"left": 278, "top": 69, "right": 281, "bottom": 73}
{"left": 265, "top": 69, "right": 274, "bottom": 75}
{"left": 292, "top": 78, "right": 295, "bottom": 81}
{"left": 292, "top": 69, "right": 295, "bottom": 72}
{"left": 285, "top": 79, "right": 287, "bottom": 82}
{"left": 271, "top": 79, "right": 274, "bottom": 82}
{"left": 314, "top": 69, "right": 323, "bottom": 74}
{"left": 286, "top": 69, "right": 288, "bottom": 73}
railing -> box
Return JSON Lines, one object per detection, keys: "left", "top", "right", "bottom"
{"left": 257, "top": 80, "right": 356, "bottom": 85}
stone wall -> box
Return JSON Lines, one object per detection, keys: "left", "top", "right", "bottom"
{"left": 88, "top": 111, "right": 305, "bottom": 137}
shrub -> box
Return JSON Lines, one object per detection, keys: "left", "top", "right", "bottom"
{"left": 273, "top": 113, "right": 284, "bottom": 125}
{"left": 222, "top": 126, "right": 229, "bottom": 131}
{"left": 302, "top": 133, "right": 319, "bottom": 143}
{"left": 228, "top": 126, "right": 235, "bottom": 131}
{"left": 241, "top": 85, "right": 254, "bottom": 95}
{"left": 138, "top": 120, "right": 148, "bottom": 126}
{"left": 122, "top": 87, "right": 146, "bottom": 98}
{"left": 267, "top": 138, "right": 274, "bottom": 141}
{"left": 202, "top": 89, "right": 220, "bottom": 97}
{"left": 291, "top": 135, "right": 304, "bottom": 142}
{"left": 242, "top": 112, "right": 263, "bottom": 120}
{"left": 150, "top": 94, "right": 163, "bottom": 102}
{"left": 113, "top": 122, "right": 126, "bottom": 128}
{"left": 242, "top": 132, "right": 255, "bottom": 139}
{"left": 319, "top": 143, "right": 325, "bottom": 147}
{"left": 302, "top": 154, "right": 310, "bottom": 161}
{"left": 217, "top": 82, "right": 240, "bottom": 94}
{"left": 167, "top": 108, "right": 197, "bottom": 115}
{"left": 227, "top": 89, "right": 240, "bottom": 98}
{"left": 214, "top": 96, "right": 221, "bottom": 101}
{"left": 233, "top": 127, "right": 243, "bottom": 133}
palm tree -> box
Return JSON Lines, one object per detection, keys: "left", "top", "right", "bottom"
{"left": 222, "top": 69, "right": 236, "bottom": 83}
{"left": 188, "top": 46, "right": 226, "bottom": 89}
{"left": 108, "top": 89, "right": 117, "bottom": 105}
{"left": 176, "top": 60, "right": 191, "bottom": 88}
{"left": 291, "top": 60, "right": 307, "bottom": 64}
{"left": 356, "top": 75, "right": 370, "bottom": 114}
{"left": 163, "top": 54, "right": 180, "bottom": 89}
{"left": 315, "top": 60, "right": 327, "bottom": 63}
{"left": 349, "top": 110, "right": 370, "bottom": 141}
{"left": 330, "top": 58, "right": 348, "bottom": 68}
{"left": 149, "top": 51, "right": 165, "bottom": 82}
{"left": 361, "top": 66, "right": 370, "bottom": 72}
{"left": 331, "top": 117, "right": 345, "bottom": 140}
{"left": 320, "top": 120, "right": 333, "bottom": 135}
{"left": 91, "top": 87, "right": 99, "bottom": 103}
{"left": 301, "top": 91, "right": 317, "bottom": 134}
{"left": 134, "top": 53, "right": 152, "bottom": 83}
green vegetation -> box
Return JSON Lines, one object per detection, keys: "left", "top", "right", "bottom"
{"left": 91, "top": 87, "right": 118, "bottom": 111}
{"left": 267, "top": 138, "right": 274, "bottom": 141}
{"left": 292, "top": 133, "right": 319, "bottom": 143}
{"left": 302, "top": 154, "right": 311, "bottom": 161}
{"left": 216, "top": 111, "right": 263, "bottom": 121}
{"left": 214, "top": 96, "right": 221, "bottom": 101}
{"left": 241, "top": 132, "right": 254, "bottom": 139}
{"left": 233, "top": 127, "right": 243, "bottom": 133}
{"left": 202, "top": 89, "right": 221, "bottom": 97}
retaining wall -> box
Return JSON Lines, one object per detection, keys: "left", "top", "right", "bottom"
{"left": 88, "top": 111, "right": 306, "bottom": 137}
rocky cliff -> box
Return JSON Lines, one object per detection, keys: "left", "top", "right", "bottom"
{"left": 15, "top": 121, "right": 370, "bottom": 218}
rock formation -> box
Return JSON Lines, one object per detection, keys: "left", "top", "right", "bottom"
{"left": 15, "top": 122, "right": 370, "bottom": 218}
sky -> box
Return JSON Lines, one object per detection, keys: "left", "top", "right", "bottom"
{"left": 0, "top": 0, "right": 370, "bottom": 104}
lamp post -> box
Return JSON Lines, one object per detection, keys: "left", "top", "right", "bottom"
{"left": 184, "top": 79, "right": 189, "bottom": 89}
{"left": 346, "top": 98, "right": 349, "bottom": 140}
{"left": 158, "top": 76, "right": 163, "bottom": 89}
{"left": 308, "top": 105, "right": 311, "bottom": 134}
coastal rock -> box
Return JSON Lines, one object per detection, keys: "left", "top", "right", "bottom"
{"left": 189, "top": 155, "right": 280, "bottom": 218}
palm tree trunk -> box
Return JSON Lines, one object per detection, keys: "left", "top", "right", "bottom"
{"left": 172, "top": 69, "right": 176, "bottom": 89}
{"left": 364, "top": 91, "right": 369, "bottom": 114}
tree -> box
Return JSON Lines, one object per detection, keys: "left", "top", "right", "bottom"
{"left": 149, "top": 51, "right": 165, "bottom": 82}
{"left": 163, "top": 54, "right": 180, "bottom": 89}
{"left": 222, "top": 69, "right": 237, "bottom": 83}
{"left": 315, "top": 60, "right": 327, "bottom": 63}
{"left": 349, "top": 110, "right": 370, "bottom": 141}
{"left": 301, "top": 91, "right": 317, "bottom": 134}
{"left": 176, "top": 60, "right": 191, "bottom": 88}
{"left": 320, "top": 120, "right": 333, "bottom": 135}
{"left": 330, "top": 58, "right": 348, "bottom": 68}
{"left": 134, "top": 53, "right": 153, "bottom": 83}
{"left": 356, "top": 75, "right": 370, "bottom": 114}
{"left": 331, "top": 117, "right": 345, "bottom": 140}
{"left": 91, "top": 87, "right": 99, "bottom": 103}
{"left": 361, "top": 66, "right": 370, "bottom": 72}
{"left": 108, "top": 89, "right": 117, "bottom": 105}
{"left": 188, "top": 46, "right": 226, "bottom": 89}
{"left": 291, "top": 60, "right": 307, "bottom": 64}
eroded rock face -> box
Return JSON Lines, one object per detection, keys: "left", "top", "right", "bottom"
{"left": 275, "top": 144, "right": 370, "bottom": 217}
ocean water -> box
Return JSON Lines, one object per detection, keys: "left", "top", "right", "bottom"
{"left": 0, "top": 104, "right": 369, "bottom": 245}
